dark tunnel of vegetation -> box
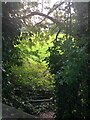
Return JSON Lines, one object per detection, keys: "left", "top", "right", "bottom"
{"left": 2, "top": 1, "right": 90, "bottom": 119}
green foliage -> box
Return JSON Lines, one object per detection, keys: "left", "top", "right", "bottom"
{"left": 2, "top": 1, "right": 89, "bottom": 119}
{"left": 11, "top": 61, "right": 54, "bottom": 91}
{"left": 12, "top": 31, "right": 54, "bottom": 89}
{"left": 2, "top": 2, "right": 23, "bottom": 94}
{"left": 60, "top": 37, "right": 87, "bottom": 84}
{"left": 45, "top": 2, "right": 90, "bottom": 119}
{"left": 2, "top": 31, "right": 55, "bottom": 115}
{"left": 15, "top": 31, "right": 54, "bottom": 62}
{"left": 47, "top": 33, "right": 89, "bottom": 119}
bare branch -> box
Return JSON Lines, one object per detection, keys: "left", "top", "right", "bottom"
{"left": 47, "top": 1, "right": 64, "bottom": 15}
{"left": 35, "top": 1, "right": 65, "bottom": 26}
{"left": 19, "top": 2, "right": 65, "bottom": 26}
{"left": 20, "top": 12, "right": 61, "bottom": 25}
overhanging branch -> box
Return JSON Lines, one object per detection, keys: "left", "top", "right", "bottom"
{"left": 35, "top": 1, "right": 65, "bottom": 26}
{"left": 20, "top": 12, "right": 61, "bottom": 25}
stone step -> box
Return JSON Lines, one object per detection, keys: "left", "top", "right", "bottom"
{"left": 2, "top": 104, "right": 38, "bottom": 119}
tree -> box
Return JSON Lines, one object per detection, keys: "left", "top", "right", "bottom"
{"left": 2, "top": 2, "right": 23, "bottom": 104}
{"left": 46, "top": 2, "right": 90, "bottom": 119}
{"left": 2, "top": 1, "right": 89, "bottom": 119}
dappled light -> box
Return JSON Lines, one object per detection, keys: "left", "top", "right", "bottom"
{"left": 2, "top": 1, "right": 90, "bottom": 119}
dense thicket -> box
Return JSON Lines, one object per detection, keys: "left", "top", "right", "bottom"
{"left": 2, "top": 2, "right": 23, "bottom": 83}
{"left": 46, "top": 2, "right": 90, "bottom": 119}
{"left": 2, "top": 2, "right": 55, "bottom": 115}
{"left": 2, "top": 2, "right": 23, "bottom": 107}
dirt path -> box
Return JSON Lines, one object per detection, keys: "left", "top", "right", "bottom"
{"left": 39, "top": 111, "right": 54, "bottom": 119}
